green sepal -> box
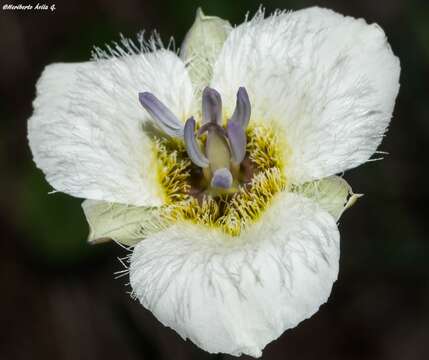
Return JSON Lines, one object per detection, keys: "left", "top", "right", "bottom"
{"left": 293, "top": 176, "right": 363, "bottom": 221}
{"left": 180, "top": 8, "right": 232, "bottom": 97}
{"left": 82, "top": 200, "right": 164, "bottom": 246}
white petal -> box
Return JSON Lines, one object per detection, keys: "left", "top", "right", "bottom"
{"left": 211, "top": 7, "right": 400, "bottom": 183}
{"left": 129, "top": 192, "right": 339, "bottom": 357}
{"left": 28, "top": 49, "right": 194, "bottom": 206}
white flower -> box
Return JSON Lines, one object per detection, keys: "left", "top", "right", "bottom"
{"left": 27, "top": 6, "right": 400, "bottom": 358}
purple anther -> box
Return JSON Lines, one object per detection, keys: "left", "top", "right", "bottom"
{"left": 226, "top": 119, "right": 247, "bottom": 164}
{"left": 184, "top": 117, "right": 209, "bottom": 168}
{"left": 210, "top": 168, "right": 233, "bottom": 189}
{"left": 202, "top": 87, "right": 222, "bottom": 125}
{"left": 139, "top": 92, "right": 184, "bottom": 137}
{"left": 230, "top": 87, "right": 251, "bottom": 128}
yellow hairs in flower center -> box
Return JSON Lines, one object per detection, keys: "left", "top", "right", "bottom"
{"left": 153, "top": 123, "right": 288, "bottom": 236}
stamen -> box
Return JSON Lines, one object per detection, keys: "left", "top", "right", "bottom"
{"left": 226, "top": 119, "right": 246, "bottom": 164}
{"left": 184, "top": 117, "right": 210, "bottom": 168}
{"left": 139, "top": 92, "right": 184, "bottom": 137}
{"left": 202, "top": 87, "right": 222, "bottom": 125}
{"left": 143, "top": 86, "right": 252, "bottom": 195}
{"left": 211, "top": 168, "right": 233, "bottom": 189}
{"left": 230, "top": 87, "right": 251, "bottom": 128}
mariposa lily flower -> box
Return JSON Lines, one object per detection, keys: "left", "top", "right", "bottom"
{"left": 28, "top": 6, "right": 400, "bottom": 357}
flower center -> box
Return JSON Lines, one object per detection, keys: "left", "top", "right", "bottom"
{"left": 140, "top": 87, "right": 250, "bottom": 193}
{"left": 139, "top": 87, "right": 288, "bottom": 236}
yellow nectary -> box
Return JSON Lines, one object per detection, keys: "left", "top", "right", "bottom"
{"left": 153, "top": 123, "right": 289, "bottom": 236}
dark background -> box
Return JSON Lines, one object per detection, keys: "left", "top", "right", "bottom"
{"left": 0, "top": 0, "right": 428, "bottom": 359}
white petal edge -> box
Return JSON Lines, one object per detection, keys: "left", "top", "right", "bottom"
{"left": 211, "top": 7, "right": 400, "bottom": 183}
{"left": 129, "top": 192, "right": 340, "bottom": 357}
{"left": 28, "top": 49, "right": 194, "bottom": 206}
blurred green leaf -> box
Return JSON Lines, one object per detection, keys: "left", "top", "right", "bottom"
{"left": 19, "top": 168, "right": 98, "bottom": 266}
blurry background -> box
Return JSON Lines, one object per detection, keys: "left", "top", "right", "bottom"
{"left": 0, "top": 0, "right": 428, "bottom": 359}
